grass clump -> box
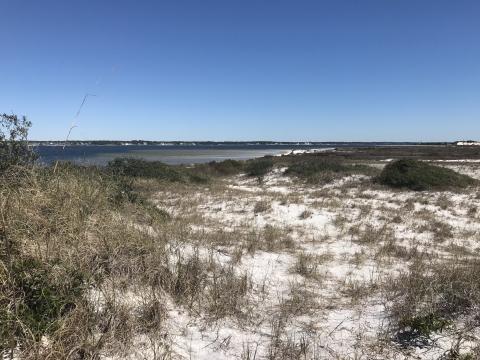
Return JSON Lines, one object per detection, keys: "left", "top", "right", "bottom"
{"left": 0, "top": 255, "right": 84, "bottom": 350}
{"left": 254, "top": 200, "right": 270, "bottom": 214}
{"left": 0, "top": 162, "right": 176, "bottom": 357}
{"left": 377, "top": 159, "right": 476, "bottom": 191}
{"left": 386, "top": 258, "right": 480, "bottom": 347}
{"left": 293, "top": 253, "right": 321, "bottom": 279}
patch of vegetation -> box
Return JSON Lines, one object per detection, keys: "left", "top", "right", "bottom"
{"left": 299, "top": 210, "right": 312, "bottom": 219}
{"left": 206, "top": 159, "right": 244, "bottom": 176}
{"left": 0, "top": 165, "right": 109, "bottom": 354}
{"left": 107, "top": 157, "right": 208, "bottom": 183}
{"left": 285, "top": 158, "right": 375, "bottom": 184}
{"left": 254, "top": 200, "right": 270, "bottom": 213}
{"left": 0, "top": 255, "right": 84, "bottom": 350}
{"left": 377, "top": 159, "right": 476, "bottom": 191}
{"left": 245, "top": 158, "right": 274, "bottom": 178}
{"left": 394, "top": 313, "right": 451, "bottom": 347}
{"left": 0, "top": 120, "right": 253, "bottom": 357}
{"left": 386, "top": 258, "right": 480, "bottom": 347}
{"left": 293, "top": 253, "right": 320, "bottom": 279}
{"left": 108, "top": 157, "right": 183, "bottom": 181}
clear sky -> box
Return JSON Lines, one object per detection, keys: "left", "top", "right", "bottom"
{"left": 1, "top": 0, "right": 479, "bottom": 141}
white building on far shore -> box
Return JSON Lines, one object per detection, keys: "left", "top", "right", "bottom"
{"left": 455, "top": 140, "right": 480, "bottom": 146}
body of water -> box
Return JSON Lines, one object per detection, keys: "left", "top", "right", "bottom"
{"left": 34, "top": 143, "right": 415, "bottom": 166}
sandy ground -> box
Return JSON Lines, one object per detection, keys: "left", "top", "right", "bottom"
{"left": 108, "top": 161, "right": 480, "bottom": 359}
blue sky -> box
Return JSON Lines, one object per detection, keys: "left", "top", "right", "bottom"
{"left": 1, "top": 0, "right": 479, "bottom": 141}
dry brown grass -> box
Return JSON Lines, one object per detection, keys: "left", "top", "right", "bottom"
{"left": 0, "top": 165, "right": 254, "bottom": 358}
{"left": 383, "top": 256, "right": 480, "bottom": 348}
{"left": 3, "top": 156, "right": 480, "bottom": 359}
{"left": 292, "top": 252, "right": 322, "bottom": 280}
{"left": 254, "top": 200, "right": 271, "bottom": 214}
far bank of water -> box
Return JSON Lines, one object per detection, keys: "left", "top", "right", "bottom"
{"left": 35, "top": 144, "right": 313, "bottom": 165}
{"left": 35, "top": 142, "right": 420, "bottom": 166}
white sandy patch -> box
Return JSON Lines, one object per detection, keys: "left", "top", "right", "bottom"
{"left": 136, "top": 164, "right": 480, "bottom": 359}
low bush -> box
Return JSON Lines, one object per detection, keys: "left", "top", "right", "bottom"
{"left": 107, "top": 157, "right": 208, "bottom": 183}
{"left": 245, "top": 158, "right": 274, "bottom": 178}
{"left": 377, "top": 159, "right": 476, "bottom": 191}
{"left": 107, "top": 158, "right": 184, "bottom": 181}
{"left": 285, "top": 158, "right": 374, "bottom": 183}
{"left": 207, "top": 159, "right": 244, "bottom": 176}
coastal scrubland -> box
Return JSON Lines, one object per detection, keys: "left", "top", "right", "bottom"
{"left": 2, "top": 121, "right": 480, "bottom": 359}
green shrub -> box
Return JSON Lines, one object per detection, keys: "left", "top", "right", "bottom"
{"left": 286, "top": 159, "right": 347, "bottom": 176}
{"left": 107, "top": 157, "right": 210, "bottom": 184}
{"left": 245, "top": 158, "right": 274, "bottom": 178}
{"left": 108, "top": 158, "right": 185, "bottom": 181}
{"left": 285, "top": 158, "right": 374, "bottom": 183}
{"left": 377, "top": 159, "right": 476, "bottom": 191}
{"left": 207, "top": 159, "right": 244, "bottom": 176}
{"left": 187, "top": 172, "right": 210, "bottom": 184}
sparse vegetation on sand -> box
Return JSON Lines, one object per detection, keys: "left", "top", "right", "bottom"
{"left": 386, "top": 257, "right": 480, "bottom": 348}
{"left": 4, "top": 118, "right": 480, "bottom": 358}
{"left": 0, "top": 163, "right": 253, "bottom": 357}
{"left": 378, "top": 159, "right": 477, "bottom": 191}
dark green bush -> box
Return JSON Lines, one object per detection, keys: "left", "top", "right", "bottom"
{"left": 107, "top": 157, "right": 210, "bottom": 184}
{"left": 186, "top": 172, "right": 210, "bottom": 184}
{"left": 108, "top": 158, "right": 185, "bottom": 181}
{"left": 207, "top": 159, "right": 244, "bottom": 176}
{"left": 286, "top": 159, "right": 347, "bottom": 176}
{"left": 378, "top": 159, "right": 476, "bottom": 191}
{"left": 285, "top": 158, "right": 375, "bottom": 183}
{"left": 245, "top": 158, "right": 274, "bottom": 178}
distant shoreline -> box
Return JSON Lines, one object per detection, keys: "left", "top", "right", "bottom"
{"left": 30, "top": 140, "right": 452, "bottom": 147}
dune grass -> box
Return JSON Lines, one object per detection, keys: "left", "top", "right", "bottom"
{"left": 386, "top": 257, "right": 480, "bottom": 347}
{"left": 0, "top": 163, "right": 253, "bottom": 358}
{"left": 3, "top": 118, "right": 480, "bottom": 359}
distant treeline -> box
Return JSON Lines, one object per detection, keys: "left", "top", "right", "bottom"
{"left": 30, "top": 140, "right": 452, "bottom": 146}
